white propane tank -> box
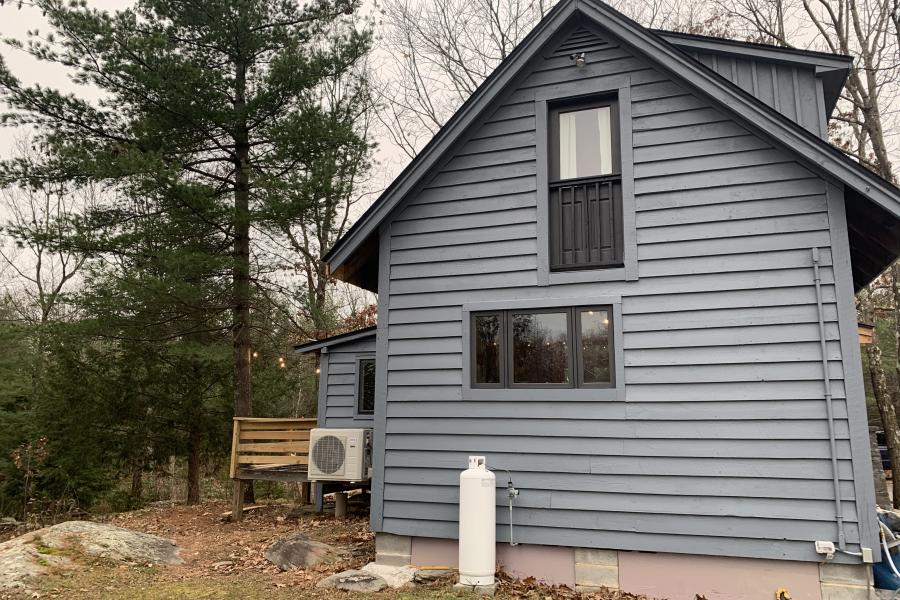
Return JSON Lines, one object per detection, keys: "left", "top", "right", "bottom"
{"left": 459, "top": 455, "right": 496, "bottom": 587}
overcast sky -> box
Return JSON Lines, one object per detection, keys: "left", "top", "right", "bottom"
{"left": 0, "top": 0, "right": 127, "bottom": 158}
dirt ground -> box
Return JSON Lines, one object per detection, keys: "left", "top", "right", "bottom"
{"left": 3, "top": 501, "right": 653, "bottom": 600}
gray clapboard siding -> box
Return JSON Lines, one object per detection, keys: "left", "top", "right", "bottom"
{"left": 385, "top": 399, "right": 850, "bottom": 420}
{"left": 636, "top": 178, "right": 827, "bottom": 210}
{"left": 379, "top": 517, "right": 840, "bottom": 563}
{"left": 385, "top": 433, "right": 853, "bottom": 459}
{"left": 380, "top": 503, "right": 859, "bottom": 543}
{"left": 633, "top": 134, "right": 773, "bottom": 162}
{"left": 638, "top": 232, "right": 834, "bottom": 260}
{"left": 375, "top": 22, "right": 871, "bottom": 561}
{"left": 384, "top": 468, "right": 857, "bottom": 501}
{"left": 318, "top": 336, "right": 376, "bottom": 429}
{"left": 383, "top": 417, "right": 851, "bottom": 441}
{"left": 382, "top": 484, "right": 858, "bottom": 522}
{"left": 636, "top": 196, "right": 827, "bottom": 226}
{"left": 625, "top": 341, "right": 842, "bottom": 364}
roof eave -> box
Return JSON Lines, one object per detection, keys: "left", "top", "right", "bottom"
{"left": 293, "top": 325, "right": 378, "bottom": 354}
{"left": 656, "top": 30, "right": 853, "bottom": 70}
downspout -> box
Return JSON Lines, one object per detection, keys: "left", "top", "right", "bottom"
{"left": 812, "top": 247, "right": 846, "bottom": 550}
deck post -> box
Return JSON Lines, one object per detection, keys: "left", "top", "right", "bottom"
{"left": 299, "top": 481, "right": 310, "bottom": 505}
{"left": 335, "top": 491, "right": 348, "bottom": 518}
{"left": 315, "top": 483, "right": 324, "bottom": 513}
{"left": 232, "top": 480, "right": 244, "bottom": 522}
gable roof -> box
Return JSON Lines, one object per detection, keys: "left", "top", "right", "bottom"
{"left": 325, "top": 0, "right": 900, "bottom": 291}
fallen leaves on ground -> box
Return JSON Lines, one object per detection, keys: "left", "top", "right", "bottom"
{"left": 102, "top": 501, "right": 373, "bottom": 590}
{"left": 497, "top": 571, "right": 656, "bottom": 600}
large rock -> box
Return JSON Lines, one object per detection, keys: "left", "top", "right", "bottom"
{"left": 316, "top": 569, "right": 388, "bottom": 593}
{"left": 264, "top": 532, "right": 344, "bottom": 570}
{"left": 0, "top": 521, "right": 181, "bottom": 591}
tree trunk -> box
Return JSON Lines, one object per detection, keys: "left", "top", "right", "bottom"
{"left": 233, "top": 56, "right": 255, "bottom": 505}
{"left": 232, "top": 57, "right": 253, "bottom": 420}
{"left": 868, "top": 335, "right": 900, "bottom": 507}
{"left": 186, "top": 424, "right": 201, "bottom": 506}
{"left": 871, "top": 425, "right": 893, "bottom": 508}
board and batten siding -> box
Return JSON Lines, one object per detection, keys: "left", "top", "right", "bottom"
{"left": 376, "top": 23, "right": 875, "bottom": 562}
{"left": 318, "top": 336, "right": 376, "bottom": 429}
{"left": 686, "top": 50, "right": 823, "bottom": 136}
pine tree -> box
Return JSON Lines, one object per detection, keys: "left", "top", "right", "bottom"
{"left": 0, "top": 0, "right": 373, "bottom": 422}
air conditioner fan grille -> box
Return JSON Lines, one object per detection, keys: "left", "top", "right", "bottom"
{"left": 312, "top": 435, "right": 345, "bottom": 475}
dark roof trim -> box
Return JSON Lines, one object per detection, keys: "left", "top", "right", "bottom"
{"left": 655, "top": 30, "right": 853, "bottom": 70}
{"left": 324, "top": 0, "right": 899, "bottom": 275}
{"left": 294, "top": 326, "right": 377, "bottom": 354}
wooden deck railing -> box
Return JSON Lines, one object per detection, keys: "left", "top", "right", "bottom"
{"left": 229, "top": 417, "right": 316, "bottom": 520}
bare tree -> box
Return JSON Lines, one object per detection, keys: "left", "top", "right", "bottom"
{"left": 376, "top": 0, "right": 720, "bottom": 161}
{"left": 711, "top": 0, "right": 802, "bottom": 44}
{"left": 806, "top": 0, "right": 897, "bottom": 177}
{"left": 0, "top": 141, "right": 91, "bottom": 325}
{"left": 376, "top": 0, "right": 559, "bottom": 160}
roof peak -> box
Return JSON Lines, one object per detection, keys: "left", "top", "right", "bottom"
{"left": 323, "top": 0, "right": 898, "bottom": 290}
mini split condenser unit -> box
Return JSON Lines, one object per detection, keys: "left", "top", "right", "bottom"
{"left": 308, "top": 428, "right": 372, "bottom": 482}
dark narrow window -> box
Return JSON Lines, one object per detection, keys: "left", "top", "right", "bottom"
{"left": 473, "top": 313, "right": 504, "bottom": 387}
{"left": 549, "top": 96, "right": 623, "bottom": 271}
{"left": 357, "top": 358, "right": 376, "bottom": 415}
{"left": 471, "top": 307, "right": 614, "bottom": 389}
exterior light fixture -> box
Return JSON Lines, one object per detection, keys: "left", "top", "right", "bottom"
{"left": 569, "top": 52, "right": 586, "bottom": 67}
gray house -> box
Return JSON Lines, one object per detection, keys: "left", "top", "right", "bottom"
{"left": 305, "top": 0, "right": 900, "bottom": 597}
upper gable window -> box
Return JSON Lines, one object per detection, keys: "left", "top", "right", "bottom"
{"left": 549, "top": 95, "right": 624, "bottom": 271}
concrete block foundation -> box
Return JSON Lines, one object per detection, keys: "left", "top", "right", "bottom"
{"left": 819, "top": 562, "right": 874, "bottom": 600}
{"left": 375, "top": 533, "right": 876, "bottom": 600}
{"left": 374, "top": 533, "right": 411, "bottom": 567}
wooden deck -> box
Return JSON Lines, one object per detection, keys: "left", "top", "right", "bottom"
{"left": 229, "top": 417, "right": 316, "bottom": 520}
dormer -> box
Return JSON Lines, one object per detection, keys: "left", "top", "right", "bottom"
{"left": 659, "top": 31, "right": 852, "bottom": 138}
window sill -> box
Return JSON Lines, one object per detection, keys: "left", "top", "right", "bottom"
{"left": 463, "top": 387, "right": 623, "bottom": 402}
{"left": 353, "top": 414, "right": 375, "bottom": 420}
{"left": 546, "top": 267, "right": 626, "bottom": 285}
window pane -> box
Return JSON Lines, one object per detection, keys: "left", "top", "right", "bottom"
{"left": 512, "top": 312, "right": 570, "bottom": 384}
{"left": 581, "top": 309, "right": 611, "bottom": 384}
{"left": 474, "top": 314, "right": 502, "bottom": 384}
{"left": 558, "top": 105, "right": 612, "bottom": 180}
{"left": 359, "top": 359, "right": 376, "bottom": 413}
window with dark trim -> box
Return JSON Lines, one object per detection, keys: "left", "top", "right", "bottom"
{"left": 549, "top": 95, "right": 624, "bottom": 271}
{"left": 357, "top": 358, "right": 376, "bottom": 415}
{"left": 471, "top": 307, "right": 614, "bottom": 389}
